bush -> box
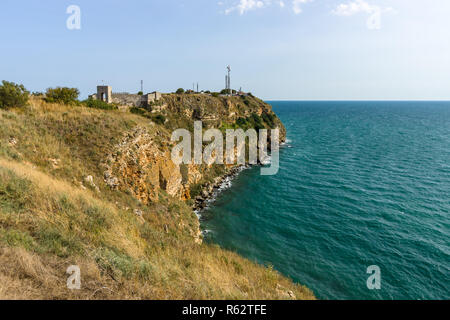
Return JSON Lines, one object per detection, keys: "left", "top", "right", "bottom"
{"left": 83, "top": 98, "right": 117, "bottom": 110}
{"left": 192, "top": 108, "right": 202, "bottom": 120}
{"left": 262, "top": 112, "right": 275, "bottom": 127}
{"left": 221, "top": 89, "right": 237, "bottom": 95}
{"left": 45, "top": 87, "right": 79, "bottom": 105}
{"left": 130, "top": 107, "right": 146, "bottom": 116}
{"left": 176, "top": 88, "right": 185, "bottom": 94}
{"left": 0, "top": 81, "right": 30, "bottom": 109}
{"left": 137, "top": 91, "right": 143, "bottom": 96}
{"left": 211, "top": 92, "right": 220, "bottom": 98}
{"left": 236, "top": 117, "right": 248, "bottom": 127}
{"left": 130, "top": 107, "right": 166, "bottom": 125}
{"left": 249, "top": 113, "right": 265, "bottom": 130}
{"left": 152, "top": 114, "right": 166, "bottom": 125}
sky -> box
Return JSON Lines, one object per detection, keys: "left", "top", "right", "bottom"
{"left": 1, "top": 0, "right": 450, "bottom": 100}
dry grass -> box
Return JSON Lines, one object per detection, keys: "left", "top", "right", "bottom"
{"left": 0, "top": 98, "right": 315, "bottom": 300}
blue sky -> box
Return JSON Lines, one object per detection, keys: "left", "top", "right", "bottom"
{"left": 1, "top": 0, "right": 450, "bottom": 100}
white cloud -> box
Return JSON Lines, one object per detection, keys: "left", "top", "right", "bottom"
{"left": 333, "top": 0, "right": 394, "bottom": 30}
{"left": 225, "top": 0, "right": 267, "bottom": 15}
{"left": 333, "top": 0, "right": 377, "bottom": 16}
{"left": 224, "top": 0, "right": 311, "bottom": 15}
{"left": 292, "top": 0, "right": 313, "bottom": 15}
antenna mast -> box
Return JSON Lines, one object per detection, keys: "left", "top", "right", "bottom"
{"left": 227, "top": 65, "right": 231, "bottom": 96}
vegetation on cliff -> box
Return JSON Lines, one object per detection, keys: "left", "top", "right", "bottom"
{"left": 45, "top": 87, "right": 80, "bottom": 105}
{"left": 0, "top": 81, "right": 29, "bottom": 110}
{"left": 0, "top": 93, "right": 314, "bottom": 300}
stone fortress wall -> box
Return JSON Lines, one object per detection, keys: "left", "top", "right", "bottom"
{"left": 91, "top": 86, "right": 162, "bottom": 108}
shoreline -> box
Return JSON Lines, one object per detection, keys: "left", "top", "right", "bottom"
{"left": 191, "top": 139, "right": 288, "bottom": 238}
{"left": 192, "top": 165, "right": 250, "bottom": 216}
{"left": 191, "top": 165, "right": 249, "bottom": 242}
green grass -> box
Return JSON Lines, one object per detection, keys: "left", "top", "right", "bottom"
{"left": 0, "top": 229, "right": 36, "bottom": 251}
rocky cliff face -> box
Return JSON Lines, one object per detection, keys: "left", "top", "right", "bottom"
{"left": 102, "top": 94, "right": 286, "bottom": 206}
{"left": 161, "top": 94, "right": 286, "bottom": 136}
{"left": 103, "top": 126, "right": 204, "bottom": 204}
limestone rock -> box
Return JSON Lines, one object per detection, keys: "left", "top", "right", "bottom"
{"left": 8, "top": 137, "right": 17, "bottom": 146}
{"left": 84, "top": 175, "right": 100, "bottom": 193}
{"left": 134, "top": 209, "right": 143, "bottom": 217}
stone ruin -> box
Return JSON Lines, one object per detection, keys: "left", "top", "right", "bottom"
{"left": 90, "top": 85, "right": 162, "bottom": 108}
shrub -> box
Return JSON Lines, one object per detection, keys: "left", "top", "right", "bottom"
{"left": 95, "top": 248, "right": 135, "bottom": 280}
{"left": 249, "top": 113, "right": 265, "bottom": 130}
{"left": 211, "top": 92, "right": 220, "bottom": 98}
{"left": 45, "top": 87, "right": 79, "bottom": 105}
{"left": 236, "top": 117, "right": 248, "bottom": 128}
{"left": 83, "top": 98, "right": 117, "bottom": 110}
{"left": 137, "top": 91, "right": 143, "bottom": 96}
{"left": 130, "top": 107, "right": 146, "bottom": 116}
{"left": 152, "top": 114, "right": 166, "bottom": 125}
{"left": 130, "top": 108, "right": 166, "bottom": 125}
{"left": 262, "top": 112, "right": 275, "bottom": 127}
{"left": 0, "top": 81, "right": 30, "bottom": 109}
{"left": 176, "top": 88, "right": 185, "bottom": 94}
{"left": 220, "top": 89, "right": 230, "bottom": 95}
{"left": 192, "top": 108, "right": 202, "bottom": 120}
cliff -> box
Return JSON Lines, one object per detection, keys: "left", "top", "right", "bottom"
{"left": 0, "top": 94, "right": 314, "bottom": 300}
{"left": 106, "top": 94, "right": 286, "bottom": 205}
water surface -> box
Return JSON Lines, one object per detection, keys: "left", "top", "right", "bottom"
{"left": 201, "top": 101, "right": 450, "bottom": 300}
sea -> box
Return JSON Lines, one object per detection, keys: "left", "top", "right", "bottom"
{"left": 200, "top": 101, "right": 450, "bottom": 300}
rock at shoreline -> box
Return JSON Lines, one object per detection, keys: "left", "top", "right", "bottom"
{"left": 192, "top": 165, "right": 249, "bottom": 212}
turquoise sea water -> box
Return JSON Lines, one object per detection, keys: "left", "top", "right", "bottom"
{"left": 201, "top": 101, "right": 450, "bottom": 300}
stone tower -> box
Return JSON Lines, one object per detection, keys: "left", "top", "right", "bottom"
{"left": 97, "top": 86, "right": 112, "bottom": 104}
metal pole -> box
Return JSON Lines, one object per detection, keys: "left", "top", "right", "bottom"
{"left": 229, "top": 70, "right": 231, "bottom": 95}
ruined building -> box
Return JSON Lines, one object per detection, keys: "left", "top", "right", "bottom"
{"left": 91, "top": 86, "right": 162, "bottom": 108}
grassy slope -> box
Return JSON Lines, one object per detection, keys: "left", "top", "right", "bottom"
{"left": 0, "top": 97, "right": 315, "bottom": 300}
